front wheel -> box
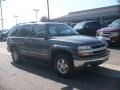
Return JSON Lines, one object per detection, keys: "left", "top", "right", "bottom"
{"left": 12, "top": 49, "right": 21, "bottom": 63}
{"left": 54, "top": 54, "right": 74, "bottom": 77}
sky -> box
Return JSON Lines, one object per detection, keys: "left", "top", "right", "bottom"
{"left": 1, "top": 0, "right": 119, "bottom": 29}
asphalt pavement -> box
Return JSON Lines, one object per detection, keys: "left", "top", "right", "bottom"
{"left": 0, "top": 42, "right": 120, "bottom": 90}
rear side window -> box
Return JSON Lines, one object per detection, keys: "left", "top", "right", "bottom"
{"left": 17, "top": 25, "right": 32, "bottom": 37}
{"left": 29, "top": 24, "right": 46, "bottom": 38}
{"left": 8, "top": 25, "right": 21, "bottom": 36}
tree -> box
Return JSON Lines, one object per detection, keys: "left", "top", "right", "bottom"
{"left": 40, "top": 16, "right": 48, "bottom": 22}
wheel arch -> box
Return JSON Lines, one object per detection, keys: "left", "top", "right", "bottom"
{"left": 50, "top": 48, "right": 74, "bottom": 65}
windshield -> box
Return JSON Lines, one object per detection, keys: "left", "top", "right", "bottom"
{"left": 0, "top": 30, "right": 8, "bottom": 33}
{"left": 47, "top": 24, "right": 78, "bottom": 36}
{"left": 108, "top": 19, "right": 120, "bottom": 27}
{"left": 74, "top": 22, "right": 85, "bottom": 30}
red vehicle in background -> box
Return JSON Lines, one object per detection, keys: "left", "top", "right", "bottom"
{"left": 97, "top": 19, "right": 120, "bottom": 44}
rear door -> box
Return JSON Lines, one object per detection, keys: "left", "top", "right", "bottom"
{"left": 7, "top": 25, "right": 22, "bottom": 51}
{"left": 17, "top": 24, "right": 33, "bottom": 55}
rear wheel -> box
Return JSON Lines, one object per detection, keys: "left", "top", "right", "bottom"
{"left": 12, "top": 49, "right": 21, "bottom": 63}
{"left": 54, "top": 54, "right": 74, "bottom": 77}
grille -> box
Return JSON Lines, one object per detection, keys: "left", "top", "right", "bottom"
{"left": 92, "top": 44, "right": 105, "bottom": 49}
{"left": 93, "top": 49, "right": 106, "bottom": 55}
{"left": 92, "top": 44, "right": 106, "bottom": 56}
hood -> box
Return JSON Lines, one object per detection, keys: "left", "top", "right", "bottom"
{"left": 51, "top": 35, "right": 104, "bottom": 45}
{"left": 97, "top": 27, "right": 120, "bottom": 32}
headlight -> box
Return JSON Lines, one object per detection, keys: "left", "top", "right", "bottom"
{"left": 77, "top": 46, "right": 92, "bottom": 57}
{"left": 100, "top": 32, "right": 103, "bottom": 35}
{"left": 97, "top": 32, "right": 103, "bottom": 36}
{"left": 78, "top": 46, "right": 91, "bottom": 50}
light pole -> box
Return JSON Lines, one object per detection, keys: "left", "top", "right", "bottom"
{"left": 14, "top": 15, "right": 19, "bottom": 25}
{"left": 47, "top": 0, "right": 50, "bottom": 21}
{"left": 33, "top": 9, "right": 39, "bottom": 22}
{"left": 0, "top": 0, "right": 5, "bottom": 29}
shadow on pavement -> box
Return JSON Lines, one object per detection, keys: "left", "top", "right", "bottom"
{"left": 11, "top": 59, "right": 120, "bottom": 90}
{"left": 89, "top": 66, "right": 120, "bottom": 78}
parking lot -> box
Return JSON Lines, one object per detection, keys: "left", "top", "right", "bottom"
{"left": 0, "top": 42, "right": 120, "bottom": 90}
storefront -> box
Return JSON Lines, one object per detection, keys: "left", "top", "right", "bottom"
{"left": 52, "top": 5, "right": 120, "bottom": 26}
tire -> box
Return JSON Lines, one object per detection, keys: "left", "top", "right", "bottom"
{"left": 53, "top": 54, "right": 74, "bottom": 77}
{"left": 11, "top": 48, "right": 21, "bottom": 63}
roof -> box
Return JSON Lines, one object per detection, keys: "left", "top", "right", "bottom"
{"left": 17, "top": 22, "right": 64, "bottom": 25}
{"left": 52, "top": 4, "right": 120, "bottom": 22}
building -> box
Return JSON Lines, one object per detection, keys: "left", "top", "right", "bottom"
{"left": 52, "top": 5, "right": 120, "bottom": 26}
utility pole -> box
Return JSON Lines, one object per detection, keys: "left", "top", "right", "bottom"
{"left": 47, "top": 0, "right": 50, "bottom": 21}
{"left": 14, "top": 15, "right": 19, "bottom": 25}
{"left": 0, "top": 0, "right": 5, "bottom": 29}
{"left": 33, "top": 9, "right": 39, "bottom": 22}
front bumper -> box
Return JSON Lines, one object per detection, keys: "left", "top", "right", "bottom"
{"left": 73, "top": 50, "right": 110, "bottom": 68}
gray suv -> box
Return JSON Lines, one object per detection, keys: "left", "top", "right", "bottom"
{"left": 7, "top": 22, "right": 110, "bottom": 77}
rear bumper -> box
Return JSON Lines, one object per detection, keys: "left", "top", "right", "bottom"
{"left": 73, "top": 50, "right": 110, "bottom": 68}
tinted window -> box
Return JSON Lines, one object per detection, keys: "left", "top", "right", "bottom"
{"left": 8, "top": 25, "right": 21, "bottom": 36}
{"left": 18, "top": 25, "right": 32, "bottom": 37}
{"left": 86, "top": 22, "right": 100, "bottom": 29}
{"left": 29, "top": 24, "right": 46, "bottom": 38}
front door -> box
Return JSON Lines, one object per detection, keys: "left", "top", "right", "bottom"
{"left": 26, "top": 24, "right": 50, "bottom": 63}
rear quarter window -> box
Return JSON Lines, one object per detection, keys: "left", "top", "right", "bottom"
{"left": 17, "top": 25, "right": 32, "bottom": 37}
{"left": 8, "top": 25, "right": 21, "bottom": 37}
